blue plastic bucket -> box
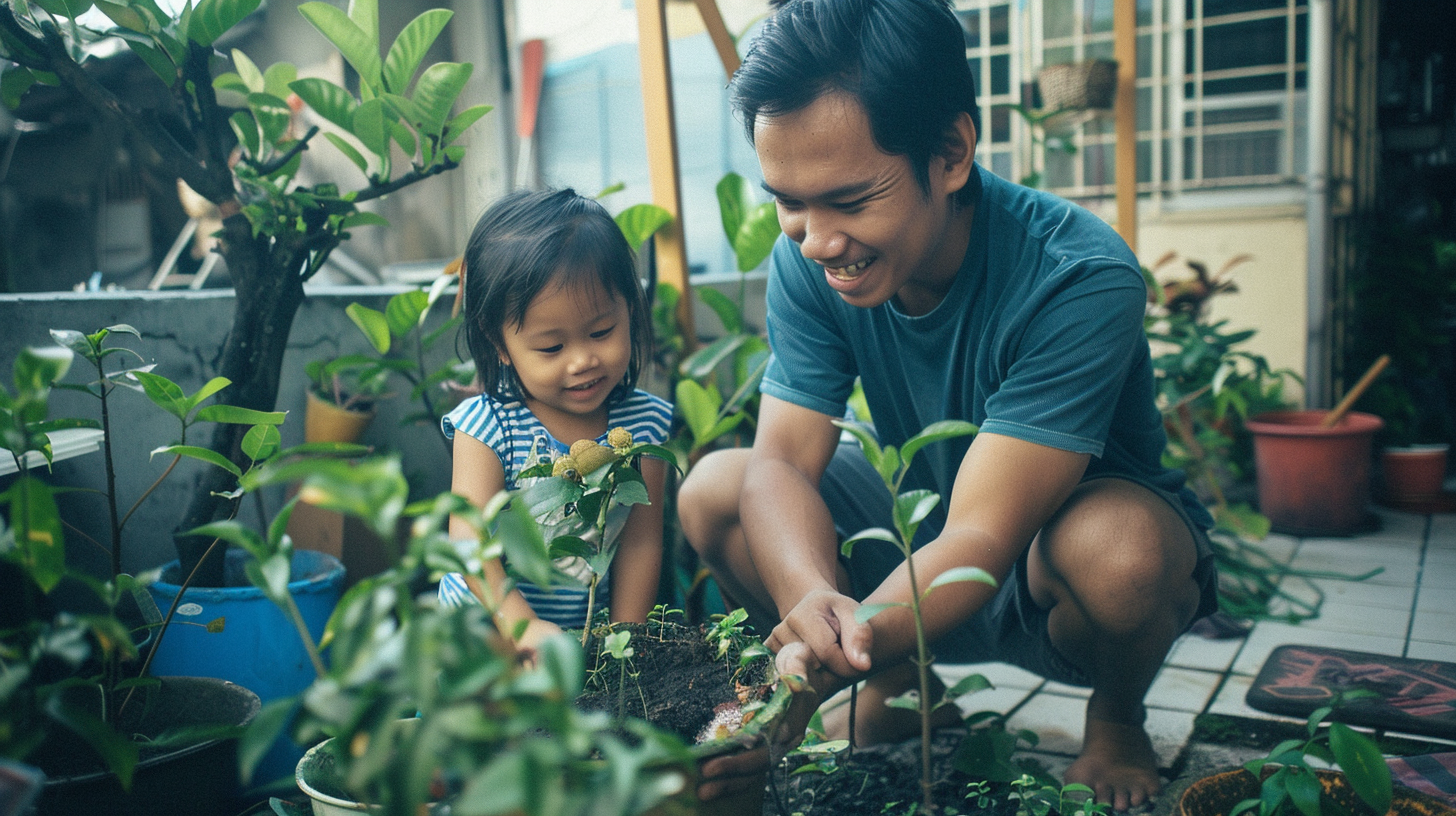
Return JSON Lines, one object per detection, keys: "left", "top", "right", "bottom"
{"left": 147, "top": 547, "right": 345, "bottom": 785}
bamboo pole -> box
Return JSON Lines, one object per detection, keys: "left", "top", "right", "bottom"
{"left": 636, "top": 0, "right": 695, "bottom": 348}
{"left": 693, "top": 0, "right": 741, "bottom": 77}
{"left": 1114, "top": 0, "right": 1138, "bottom": 252}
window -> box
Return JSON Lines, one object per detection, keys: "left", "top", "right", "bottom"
{"left": 956, "top": 0, "right": 1308, "bottom": 201}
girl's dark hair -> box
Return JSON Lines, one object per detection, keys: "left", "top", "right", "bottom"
{"left": 732, "top": 0, "right": 982, "bottom": 207}
{"left": 462, "top": 188, "right": 650, "bottom": 405}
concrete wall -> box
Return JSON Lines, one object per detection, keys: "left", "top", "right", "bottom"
{"left": 0, "top": 287, "right": 462, "bottom": 577}
{"left": 1139, "top": 207, "right": 1309, "bottom": 403}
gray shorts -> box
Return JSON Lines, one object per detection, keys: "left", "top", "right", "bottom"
{"left": 822, "top": 442, "right": 1220, "bottom": 686}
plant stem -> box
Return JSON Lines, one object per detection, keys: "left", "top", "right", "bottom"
{"left": 582, "top": 573, "right": 599, "bottom": 647}
{"left": 901, "top": 535, "right": 935, "bottom": 814}
{"left": 96, "top": 365, "right": 122, "bottom": 580}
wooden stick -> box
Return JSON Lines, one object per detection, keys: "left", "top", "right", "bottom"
{"left": 1320, "top": 354, "right": 1389, "bottom": 428}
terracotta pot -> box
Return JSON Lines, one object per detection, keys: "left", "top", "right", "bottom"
{"left": 1246, "top": 410, "right": 1383, "bottom": 536}
{"left": 1381, "top": 444, "right": 1450, "bottom": 501}
{"left": 305, "top": 389, "right": 375, "bottom": 444}
{"left": 1179, "top": 767, "right": 1456, "bottom": 816}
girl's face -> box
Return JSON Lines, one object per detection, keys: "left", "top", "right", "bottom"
{"left": 498, "top": 271, "right": 632, "bottom": 432}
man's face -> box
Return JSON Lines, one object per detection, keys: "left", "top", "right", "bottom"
{"left": 754, "top": 91, "right": 973, "bottom": 315}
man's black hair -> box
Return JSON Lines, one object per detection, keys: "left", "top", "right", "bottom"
{"left": 731, "top": 0, "right": 982, "bottom": 207}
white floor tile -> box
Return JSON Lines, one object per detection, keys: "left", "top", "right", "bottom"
{"left": 1287, "top": 549, "right": 1418, "bottom": 587}
{"left": 1041, "top": 680, "right": 1091, "bottom": 698}
{"left": 1144, "top": 666, "right": 1222, "bottom": 713}
{"left": 1231, "top": 622, "right": 1407, "bottom": 676}
{"left": 935, "top": 661, "right": 1045, "bottom": 692}
{"left": 1427, "top": 515, "right": 1456, "bottom": 548}
{"left": 951, "top": 685, "right": 1036, "bottom": 719}
{"left": 1292, "top": 601, "right": 1411, "bottom": 639}
{"left": 1425, "top": 548, "right": 1456, "bottom": 570}
{"left": 1006, "top": 693, "right": 1089, "bottom": 756}
{"left": 1404, "top": 641, "right": 1455, "bottom": 661}
{"left": 1367, "top": 509, "right": 1430, "bottom": 542}
{"left": 1301, "top": 578, "right": 1416, "bottom": 611}
{"left": 1408, "top": 610, "right": 1456, "bottom": 645}
{"left": 1166, "top": 632, "right": 1245, "bottom": 672}
{"left": 1205, "top": 674, "right": 1305, "bottom": 724}
{"left": 1416, "top": 585, "right": 1456, "bottom": 616}
{"left": 1144, "top": 708, "right": 1198, "bottom": 769}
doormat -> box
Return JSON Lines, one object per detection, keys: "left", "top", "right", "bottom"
{"left": 1387, "top": 753, "right": 1456, "bottom": 806}
{"left": 1246, "top": 645, "right": 1456, "bottom": 740}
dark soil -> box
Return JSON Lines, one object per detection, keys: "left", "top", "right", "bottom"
{"left": 769, "top": 728, "right": 1030, "bottom": 816}
{"left": 575, "top": 620, "right": 771, "bottom": 744}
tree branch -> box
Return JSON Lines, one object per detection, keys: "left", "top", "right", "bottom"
{"left": 354, "top": 158, "right": 459, "bottom": 204}
{"left": 247, "top": 125, "right": 320, "bottom": 176}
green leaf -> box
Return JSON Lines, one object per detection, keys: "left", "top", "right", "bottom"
{"left": 884, "top": 691, "right": 921, "bottom": 711}
{"left": 614, "top": 203, "right": 673, "bottom": 252}
{"left": 695, "top": 288, "right": 745, "bottom": 336}
{"left": 133, "top": 370, "right": 188, "bottom": 419}
{"left": 92, "top": 0, "right": 147, "bottom": 31}
{"left": 351, "top": 98, "right": 391, "bottom": 157}
{"left": 716, "top": 172, "right": 753, "bottom": 245}
{"left": 188, "top": 0, "right": 260, "bottom": 46}
{"left": 1284, "top": 768, "right": 1323, "bottom": 816}
{"left": 409, "top": 62, "right": 472, "bottom": 138}
{"left": 340, "top": 211, "right": 389, "bottom": 230}
{"left": 675, "top": 379, "right": 722, "bottom": 443}
{"left": 893, "top": 489, "right": 940, "bottom": 532}
{"left": 183, "top": 376, "right": 231, "bottom": 414}
{"left": 854, "top": 602, "right": 904, "bottom": 624}
{"left": 229, "top": 110, "right": 261, "bottom": 158}
{"left": 32, "top": 0, "right": 93, "bottom": 19}
{"left": 324, "top": 132, "right": 369, "bottom": 175}
{"left": 261, "top": 62, "right": 297, "bottom": 100}
{"left": 390, "top": 119, "right": 416, "bottom": 158}
{"left": 831, "top": 419, "right": 883, "bottom": 475}
{"left": 382, "top": 8, "right": 452, "bottom": 94}
{"left": 900, "top": 420, "right": 978, "bottom": 467}
{"left": 945, "top": 672, "right": 993, "bottom": 698}
{"left": 230, "top": 48, "right": 265, "bottom": 93}
{"left": 15, "top": 345, "right": 73, "bottom": 394}
{"left": 289, "top": 77, "right": 358, "bottom": 132}
{"left": 455, "top": 750, "right": 527, "bottom": 814}
{"left": 680, "top": 333, "right": 748, "bottom": 380}
{"left": 44, "top": 696, "right": 137, "bottom": 788}
{"left": 444, "top": 103, "right": 492, "bottom": 144}
{"left": 1329, "top": 723, "right": 1391, "bottom": 815}
{"left": 1, "top": 66, "right": 40, "bottom": 109}
{"left": 840, "top": 527, "right": 898, "bottom": 558}
{"left": 238, "top": 697, "right": 297, "bottom": 784}
{"left": 3, "top": 477, "right": 65, "bottom": 592}
{"left": 384, "top": 289, "right": 428, "bottom": 337}
{"left": 247, "top": 92, "right": 292, "bottom": 147}
{"left": 733, "top": 202, "right": 780, "bottom": 272}
{"left": 926, "top": 566, "right": 998, "bottom": 593}
{"left": 299, "top": 2, "right": 381, "bottom": 90}
{"left": 152, "top": 443, "right": 240, "bottom": 476}
{"left": 241, "top": 424, "right": 281, "bottom": 462}
{"left": 346, "top": 303, "right": 391, "bottom": 354}
{"left": 548, "top": 535, "right": 593, "bottom": 560}
{"left": 196, "top": 405, "right": 285, "bottom": 425}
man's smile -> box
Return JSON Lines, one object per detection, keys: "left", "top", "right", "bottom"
{"left": 825, "top": 257, "right": 875, "bottom": 281}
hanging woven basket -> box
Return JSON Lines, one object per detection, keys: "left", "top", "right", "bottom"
{"left": 1037, "top": 58, "right": 1118, "bottom": 112}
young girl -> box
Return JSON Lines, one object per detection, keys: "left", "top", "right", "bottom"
{"left": 438, "top": 188, "right": 671, "bottom": 655}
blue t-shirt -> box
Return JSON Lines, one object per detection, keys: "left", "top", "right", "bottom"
{"left": 437, "top": 388, "right": 673, "bottom": 627}
{"left": 762, "top": 164, "right": 1213, "bottom": 538}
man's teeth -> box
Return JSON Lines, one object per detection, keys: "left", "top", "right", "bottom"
{"left": 827, "top": 258, "right": 872, "bottom": 281}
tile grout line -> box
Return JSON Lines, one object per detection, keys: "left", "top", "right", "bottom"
{"left": 1402, "top": 513, "right": 1432, "bottom": 659}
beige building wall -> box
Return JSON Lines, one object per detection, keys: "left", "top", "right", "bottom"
{"left": 1138, "top": 208, "right": 1309, "bottom": 404}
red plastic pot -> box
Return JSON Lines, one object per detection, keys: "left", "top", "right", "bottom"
{"left": 1246, "top": 410, "right": 1383, "bottom": 536}
{"left": 1381, "top": 444, "right": 1450, "bottom": 501}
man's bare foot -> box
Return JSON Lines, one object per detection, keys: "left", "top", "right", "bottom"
{"left": 1064, "top": 712, "right": 1163, "bottom": 812}
{"left": 819, "top": 662, "right": 961, "bottom": 745}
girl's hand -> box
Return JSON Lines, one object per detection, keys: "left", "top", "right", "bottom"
{"left": 514, "top": 617, "right": 564, "bottom": 667}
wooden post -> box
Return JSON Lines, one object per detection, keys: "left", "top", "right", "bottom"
{"left": 1114, "top": 0, "right": 1138, "bottom": 253}
{"left": 694, "top": 0, "right": 741, "bottom": 77}
{"left": 636, "top": 0, "right": 695, "bottom": 348}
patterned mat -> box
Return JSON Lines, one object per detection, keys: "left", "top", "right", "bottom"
{"left": 1388, "top": 753, "right": 1456, "bottom": 806}
{"left": 1246, "top": 645, "right": 1456, "bottom": 740}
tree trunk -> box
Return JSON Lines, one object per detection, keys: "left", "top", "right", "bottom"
{"left": 173, "top": 212, "right": 309, "bottom": 586}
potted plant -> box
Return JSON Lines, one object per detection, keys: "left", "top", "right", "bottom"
{"left": 202, "top": 447, "right": 799, "bottom": 816}
{"left": 1176, "top": 693, "right": 1450, "bottom": 816}
{"left": 1, "top": 338, "right": 267, "bottom": 816}
{"left": 0, "top": 0, "right": 489, "bottom": 587}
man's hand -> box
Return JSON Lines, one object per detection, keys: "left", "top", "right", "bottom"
{"left": 765, "top": 587, "right": 874, "bottom": 678}
{"left": 769, "top": 641, "right": 851, "bottom": 760}
{"left": 513, "top": 617, "right": 563, "bottom": 667}
{"left": 696, "top": 744, "right": 771, "bottom": 802}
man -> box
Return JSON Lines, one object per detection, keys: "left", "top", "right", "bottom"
{"left": 679, "top": 0, "right": 1219, "bottom": 809}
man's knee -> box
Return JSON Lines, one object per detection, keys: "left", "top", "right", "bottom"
{"left": 676, "top": 448, "right": 750, "bottom": 559}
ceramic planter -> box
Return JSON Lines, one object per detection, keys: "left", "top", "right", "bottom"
{"left": 33, "top": 677, "right": 260, "bottom": 816}
{"left": 1246, "top": 410, "right": 1383, "bottom": 536}
{"left": 1380, "top": 443, "right": 1450, "bottom": 506}
{"left": 304, "top": 389, "right": 376, "bottom": 444}
{"left": 1178, "top": 766, "right": 1455, "bottom": 816}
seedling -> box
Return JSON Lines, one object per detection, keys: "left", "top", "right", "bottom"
{"left": 1009, "top": 774, "right": 1107, "bottom": 816}
{"left": 1233, "top": 691, "right": 1392, "bottom": 816}
{"left": 515, "top": 432, "right": 679, "bottom": 643}
{"left": 835, "top": 418, "right": 997, "bottom": 813}
{"left": 646, "top": 603, "right": 682, "bottom": 642}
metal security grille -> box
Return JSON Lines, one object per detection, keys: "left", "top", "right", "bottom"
{"left": 956, "top": 0, "right": 1311, "bottom": 202}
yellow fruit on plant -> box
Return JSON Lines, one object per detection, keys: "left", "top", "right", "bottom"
{"left": 569, "top": 439, "right": 617, "bottom": 474}
{"left": 552, "top": 455, "right": 580, "bottom": 480}
{"left": 607, "top": 427, "right": 634, "bottom": 450}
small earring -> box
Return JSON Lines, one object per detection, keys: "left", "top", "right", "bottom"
{"left": 496, "top": 364, "right": 520, "bottom": 401}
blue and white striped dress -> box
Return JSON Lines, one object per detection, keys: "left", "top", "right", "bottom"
{"left": 436, "top": 388, "right": 673, "bottom": 627}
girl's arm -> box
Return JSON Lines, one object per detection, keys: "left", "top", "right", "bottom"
{"left": 450, "top": 432, "right": 561, "bottom": 652}
{"left": 607, "top": 455, "right": 667, "bottom": 623}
